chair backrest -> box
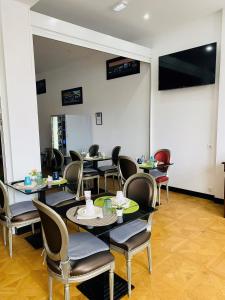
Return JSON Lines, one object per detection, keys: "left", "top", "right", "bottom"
{"left": 69, "top": 150, "right": 82, "bottom": 162}
{"left": 63, "top": 161, "right": 83, "bottom": 196}
{"left": 154, "top": 149, "right": 171, "bottom": 173}
{"left": 33, "top": 199, "right": 69, "bottom": 263}
{"left": 88, "top": 144, "right": 99, "bottom": 157}
{"left": 53, "top": 148, "right": 64, "bottom": 171}
{"left": 118, "top": 156, "right": 137, "bottom": 182}
{"left": 46, "top": 148, "right": 55, "bottom": 171}
{"left": 0, "top": 180, "right": 11, "bottom": 218}
{"left": 112, "top": 146, "right": 121, "bottom": 166}
{"left": 123, "top": 173, "right": 157, "bottom": 210}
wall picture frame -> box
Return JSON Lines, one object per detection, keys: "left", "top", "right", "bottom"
{"left": 62, "top": 87, "right": 83, "bottom": 106}
{"left": 106, "top": 56, "right": 140, "bottom": 80}
{"left": 36, "top": 79, "right": 46, "bottom": 95}
{"left": 95, "top": 112, "right": 102, "bottom": 125}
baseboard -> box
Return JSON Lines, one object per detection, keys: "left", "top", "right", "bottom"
{"left": 161, "top": 186, "right": 224, "bottom": 204}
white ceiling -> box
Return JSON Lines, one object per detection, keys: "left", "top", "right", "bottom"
{"left": 32, "top": 0, "right": 225, "bottom": 43}
{"left": 33, "top": 35, "right": 114, "bottom": 74}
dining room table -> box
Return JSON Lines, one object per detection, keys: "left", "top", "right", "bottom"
{"left": 54, "top": 192, "right": 154, "bottom": 300}
{"left": 138, "top": 161, "right": 173, "bottom": 173}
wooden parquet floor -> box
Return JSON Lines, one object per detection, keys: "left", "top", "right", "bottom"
{"left": 1, "top": 183, "right": 225, "bottom": 299}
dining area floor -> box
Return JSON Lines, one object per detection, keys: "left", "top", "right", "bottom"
{"left": 0, "top": 179, "right": 225, "bottom": 300}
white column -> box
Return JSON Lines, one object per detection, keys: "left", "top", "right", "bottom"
{"left": 215, "top": 9, "right": 225, "bottom": 199}
{"left": 0, "top": 0, "right": 41, "bottom": 200}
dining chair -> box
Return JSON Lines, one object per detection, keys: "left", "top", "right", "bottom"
{"left": 0, "top": 180, "right": 40, "bottom": 257}
{"left": 53, "top": 148, "right": 65, "bottom": 175}
{"left": 33, "top": 199, "right": 114, "bottom": 300}
{"left": 149, "top": 149, "right": 171, "bottom": 205}
{"left": 69, "top": 150, "right": 100, "bottom": 195}
{"left": 98, "top": 146, "right": 121, "bottom": 191}
{"left": 109, "top": 173, "right": 157, "bottom": 297}
{"left": 118, "top": 156, "right": 138, "bottom": 187}
{"left": 45, "top": 161, "right": 83, "bottom": 207}
{"left": 88, "top": 144, "right": 99, "bottom": 157}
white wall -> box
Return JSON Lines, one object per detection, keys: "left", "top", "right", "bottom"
{"left": 36, "top": 51, "right": 150, "bottom": 159}
{"left": 0, "top": 0, "right": 41, "bottom": 202}
{"left": 139, "top": 12, "right": 222, "bottom": 195}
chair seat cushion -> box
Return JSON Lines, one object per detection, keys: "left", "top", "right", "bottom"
{"left": 83, "top": 168, "right": 99, "bottom": 176}
{"left": 156, "top": 176, "right": 169, "bottom": 183}
{"left": 10, "top": 201, "right": 37, "bottom": 217}
{"left": 149, "top": 169, "right": 166, "bottom": 178}
{"left": 68, "top": 232, "right": 109, "bottom": 260}
{"left": 46, "top": 191, "right": 75, "bottom": 207}
{"left": 98, "top": 165, "right": 118, "bottom": 174}
{"left": 111, "top": 230, "right": 151, "bottom": 251}
{"left": 47, "top": 251, "right": 114, "bottom": 276}
{"left": 110, "top": 219, "right": 148, "bottom": 244}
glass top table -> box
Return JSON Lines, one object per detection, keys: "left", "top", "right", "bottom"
{"left": 6, "top": 179, "right": 67, "bottom": 204}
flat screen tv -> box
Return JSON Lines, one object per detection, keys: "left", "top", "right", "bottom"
{"left": 158, "top": 42, "right": 217, "bottom": 90}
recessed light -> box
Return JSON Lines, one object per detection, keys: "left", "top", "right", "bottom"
{"left": 113, "top": 1, "right": 128, "bottom": 12}
{"left": 206, "top": 45, "right": 213, "bottom": 52}
{"left": 143, "top": 13, "right": 150, "bottom": 20}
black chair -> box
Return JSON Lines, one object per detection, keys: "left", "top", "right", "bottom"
{"left": 110, "top": 173, "right": 157, "bottom": 297}
{"left": 88, "top": 144, "right": 99, "bottom": 157}
{"left": 69, "top": 150, "right": 100, "bottom": 195}
{"left": 98, "top": 146, "right": 121, "bottom": 191}
{"left": 118, "top": 156, "right": 138, "bottom": 187}
{"left": 33, "top": 199, "right": 114, "bottom": 300}
{"left": 52, "top": 148, "right": 64, "bottom": 175}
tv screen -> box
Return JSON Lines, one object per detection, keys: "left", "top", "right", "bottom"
{"left": 158, "top": 43, "right": 217, "bottom": 90}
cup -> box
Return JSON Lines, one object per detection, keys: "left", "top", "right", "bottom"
{"left": 86, "top": 199, "right": 94, "bottom": 216}
{"left": 84, "top": 190, "right": 91, "bottom": 201}
{"left": 116, "top": 191, "right": 124, "bottom": 206}
{"left": 47, "top": 175, "right": 53, "bottom": 187}
{"left": 52, "top": 171, "right": 59, "bottom": 180}
{"left": 103, "top": 198, "right": 112, "bottom": 216}
{"left": 36, "top": 172, "right": 43, "bottom": 185}
{"left": 24, "top": 176, "right": 32, "bottom": 186}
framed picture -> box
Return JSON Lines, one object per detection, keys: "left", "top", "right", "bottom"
{"left": 106, "top": 56, "right": 140, "bottom": 80}
{"left": 36, "top": 79, "right": 46, "bottom": 95}
{"left": 96, "top": 112, "right": 102, "bottom": 125}
{"left": 62, "top": 87, "right": 83, "bottom": 106}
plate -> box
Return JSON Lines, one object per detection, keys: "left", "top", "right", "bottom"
{"left": 110, "top": 196, "right": 130, "bottom": 208}
{"left": 15, "top": 182, "right": 46, "bottom": 190}
{"left": 77, "top": 206, "right": 103, "bottom": 219}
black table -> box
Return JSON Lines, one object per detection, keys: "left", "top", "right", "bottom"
{"left": 139, "top": 162, "right": 173, "bottom": 173}
{"left": 6, "top": 179, "right": 67, "bottom": 204}
{"left": 83, "top": 156, "right": 112, "bottom": 169}
{"left": 54, "top": 193, "right": 152, "bottom": 300}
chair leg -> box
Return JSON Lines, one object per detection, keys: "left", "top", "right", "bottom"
{"left": 3, "top": 226, "right": 6, "bottom": 246}
{"left": 109, "top": 267, "right": 114, "bottom": 300}
{"left": 31, "top": 223, "right": 35, "bottom": 235}
{"left": 112, "top": 175, "right": 115, "bottom": 188}
{"left": 64, "top": 283, "right": 70, "bottom": 300}
{"left": 157, "top": 184, "right": 161, "bottom": 205}
{"left": 48, "top": 275, "right": 53, "bottom": 300}
{"left": 98, "top": 177, "right": 100, "bottom": 194}
{"left": 81, "top": 180, "right": 84, "bottom": 196}
{"left": 104, "top": 174, "right": 107, "bottom": 192}
{"left": 147, "top": 243, "right": 152, "bottom": 273}
{"left": 126, "top": 255, "right": 132, "bottom": 297}
{"left": 166, "top": 183, "right": 169, "bottom": 202}
{"left": 8, "top": 227, "right": 13, "bottom": 258}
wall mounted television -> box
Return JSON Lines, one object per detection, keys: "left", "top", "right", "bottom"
{"left": 158, "top": 42, "right": 217, "bottom": 90}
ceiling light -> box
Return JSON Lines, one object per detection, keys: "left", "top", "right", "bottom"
{"left": 206, "top": 45, "right": 213, "bottom": 52}
{"left": 143, "top": 13, "right": 150, "bottom": 20}
{"left": 113, "top": 1, "right": 128, "bottom": 12}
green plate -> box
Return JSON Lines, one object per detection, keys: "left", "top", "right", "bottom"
{"left": 94, "top": 196, "right": 139, "bottom": 214}
{"left": 44, "top": 178, "right": 67, "bottom": 185}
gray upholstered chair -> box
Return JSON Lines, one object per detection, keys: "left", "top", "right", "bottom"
{"left": 33, "top": 199, "right": 114, "bottom": 300}
{"left": 45, "top": 161, "right": 83, "bottom": 207}
{"left": 110, "top": 173, "right": 157, "bottom": 297}
{"left": 98, "top": 146, "right": 121, "bottom": 191}
{"left": 69, "top": 150, "right": 99, "bottom": 195}
{"left": 0, "top": 180, "right": 40, "bottom": 257}
{"left": 118, "top": 156, "right": 138, "bottom": 187}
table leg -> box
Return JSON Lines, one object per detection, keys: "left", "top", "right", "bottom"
{"left": 38, "top": 190, "right": 46, "bottom": 204}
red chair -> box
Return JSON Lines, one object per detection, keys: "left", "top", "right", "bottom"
{"left": 149, "top": 149, "right": 171, "bottom": 205}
